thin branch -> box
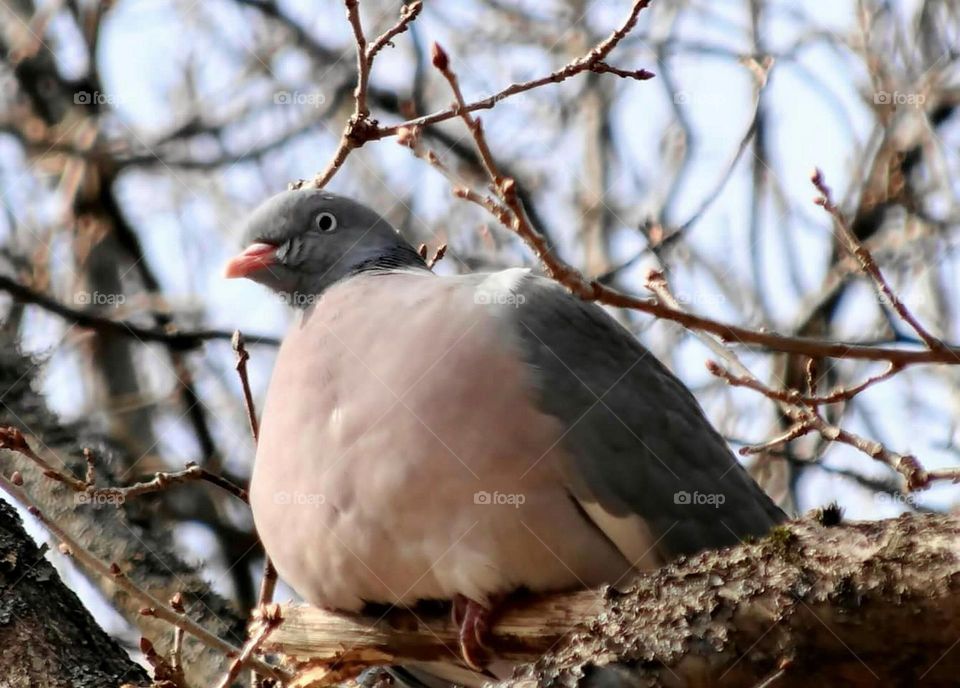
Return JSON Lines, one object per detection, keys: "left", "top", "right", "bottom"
{"left": 703, "top": 361, "right": 902, "bottom": 407}
{"left": 366, "top": 1, "right": 423, "bottom": 64}
{"left": 232, "top": 331, "right": 260, "bottom": 443}
{"left": 0, "top": 274, "right": 280, "bottom": 350}
{"left": 419, "top": 44, "right": 960, "bottom": 366}
{"left": 0, "top": 473, "right": 288, "bottom": 682}
{"left": 217, "top": 604, "right": 283, "bottom": 688}
{"left": 639, "top": 273, "right": 930, "bottom": 491}
{"left": 140, "top": 636, "right": 187, "bottom": 688}
{"left": 0, "top": 426, "right": 249, "bottom": 503}
{"left": 738, "top": 423, "right": 813, "bottom": 455}
{"left": 812, "top": 168, "right": 947, "bottom": 352}
{"left": 302, "top": 0, "right": 650, "bottom": 189}
{"left": 377, "top": 0, "right": 653, "bottom": 138}
{"left": 170, "top": 593, "right": 186, "bottom": 677}
{"left": 302, "top": 0, "right": 424, "bottom": 189}
{"left": 706, "top": 362, "right": 929, "bottom": 490}
{"left": 344, "top": 0, "right": 369, "bottom": 118}
{"left": 231, "top": 331, "right": 280, "bottom": 688}
{"left": 589, "top": 61, "right": 655, "bottom": 80}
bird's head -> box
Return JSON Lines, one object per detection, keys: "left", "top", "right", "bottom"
{"left": 224, "top": 189, "right": 426, "bottom": 306}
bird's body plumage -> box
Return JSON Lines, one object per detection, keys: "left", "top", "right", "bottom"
{"left": 228, "top": 189, "right": 786, "bottom": 681}
{"left": 251, "top": 268, "right": 638, "bottom": 611}
{"left": 250, "top": 264, "right": 784, "bottom": 611}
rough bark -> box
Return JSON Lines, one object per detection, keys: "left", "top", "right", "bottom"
{"left": 0, "top": 346, "right": 245, "bottom": 685}
{"left": 0, "top": 497, "right": 150, "bottom": 687}
{"left": 263, "top": 512, "right": 960, "bottom": 688}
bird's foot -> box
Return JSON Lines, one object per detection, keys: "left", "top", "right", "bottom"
{"left": 452, "top": 594, "right": 497, "bottom": 670}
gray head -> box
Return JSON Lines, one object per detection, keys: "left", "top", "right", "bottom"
{"left": 224, "top": 189, "right": 426, "bottom": 305}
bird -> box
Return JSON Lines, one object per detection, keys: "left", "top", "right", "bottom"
{"left": 225, "top": 188, "right": 786, "bottom": 681}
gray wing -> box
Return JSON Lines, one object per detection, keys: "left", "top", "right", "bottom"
{"left": 501, "top": 274, "right": 786, "bottom": 561}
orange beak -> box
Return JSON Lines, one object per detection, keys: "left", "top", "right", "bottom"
{"left": 224, "top": 242, "right": 279, "bottom": 279}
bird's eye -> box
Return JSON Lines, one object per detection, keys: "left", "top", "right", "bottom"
{"left": 315, "top": 212, "right": 338, "bottom": 233}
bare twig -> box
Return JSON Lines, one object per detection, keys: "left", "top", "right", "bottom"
{"left": 738, "top": 423, "right": 813, "bottom": 455}
{"left": 231, "top": 332, "right": 280, "bottom": 688}
{"left": 704, "top": 362, "right": 902, "bottom": 407}
{"left": 344, "top": 0, "right": 369, "bottom": 118}
{"left": 0, "top": 473, "right": 288, "bottom": 682}
{"left": 0, "top": 274, "right": 280, "bottom": 349}
{"left": 639, "top": 273, "right": 930, "bottom": 490}
{"left": 217, "top": 604, "right": 283, "bottom": 688}
{"left": 303, "top": 0, "right": 424, "bottom": 189}
{"left": 140, "top": 635, "right": 187, "bottom": 688}
{"left": 170, "top": 592, "right": 186, "bottom": 676}
{"left": 304, "top": 0, "right": 649, "bottom": 190}
{"left": 378, "top": 0, "right": 653, "bottom": 138}
{"left": 589, "top": 61, "right": 655, "bottom": 81}
{"left": 0, "top": 426, "right": 249, "bottom": 502}
{"left": 706, "top": 361, "right": 929, "bottom": 490}
{"left": 812, "top": 168, "right": 947, "bottom": 352}
{"left": 420, "top": 43, "right": 960, "bottom": 366}
{"left": 428, "top": 243, "right": 447, "bottom": 269}
{"left": 366, "top": 1, "right": 423, "bottom": 64}
{"left": 232, "top": 331, "right": 260, "bottom": 443}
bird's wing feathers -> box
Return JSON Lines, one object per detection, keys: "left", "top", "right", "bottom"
{"left": 495, "top": 274, "right": 785, "bottom": 561}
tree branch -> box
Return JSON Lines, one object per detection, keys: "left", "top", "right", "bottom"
{"left": 0, "top": 274, "right": 280, "bottom": 349}
{"left": 259, "top": 513, "right": 960, "bottom": 688}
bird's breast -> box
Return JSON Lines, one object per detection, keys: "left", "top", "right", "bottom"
{"left": 250, "top": 272, "right": 632, "bottom": 609}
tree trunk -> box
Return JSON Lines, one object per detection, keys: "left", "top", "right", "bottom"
{"left": 0, "top": 497, "right": 150, "bottom": 687}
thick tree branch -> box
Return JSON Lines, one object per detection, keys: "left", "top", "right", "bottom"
{"left": 260, "top": 513, "right": 960, "bottom": 688}
{"left": 0, "top": 498, "right": 150, "bottom": 687}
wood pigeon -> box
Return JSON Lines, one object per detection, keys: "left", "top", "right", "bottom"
{"left": 225, "top": 189, "right": 786, "bottom": 678}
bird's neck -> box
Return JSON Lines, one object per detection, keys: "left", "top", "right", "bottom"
{"left": 346, "top": 243, "right": 430, "bottom": 276}
{"left": 289, "top": 244, "right": 431, "bottom": 309}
